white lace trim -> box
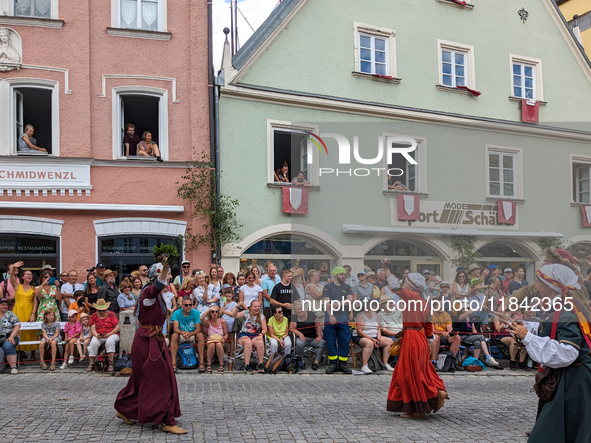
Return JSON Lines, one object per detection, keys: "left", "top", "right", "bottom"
{"left": 143, "top": 298, "right": 157, "bottom": 307}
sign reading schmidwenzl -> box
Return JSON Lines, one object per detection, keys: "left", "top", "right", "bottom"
{"left": 391, "top": 200, "right": 518, "bottom": 229}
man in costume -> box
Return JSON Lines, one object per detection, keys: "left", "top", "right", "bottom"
{"left": 114, "top": 257, "right": 187, "bottom": 435}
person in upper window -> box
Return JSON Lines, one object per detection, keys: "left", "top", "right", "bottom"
{"left": 274, "top": 161, "right": 289, "bottom": 183}
{"left": 292, "top": 171, "right": 311, "bottom": 187}
{"left": 18, "top": 124, "right": 47, "bottom": 153}
{"left": 123, "top": 123, "right": 140, "bottom": 156}
{"left": 137, "top": 131, "right": 163, "bottom": 162}
{"left": 387, "top": 177, "right": 409, "bottom": 191}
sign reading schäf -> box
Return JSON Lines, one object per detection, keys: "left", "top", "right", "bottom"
{"left": 391, "top": 199, "right": 518, "bottom": 229}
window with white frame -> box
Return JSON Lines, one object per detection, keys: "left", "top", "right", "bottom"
{"left": 11, "top": 0, "right": 53, "bottom": 18}
{"left": 267, "top": 121, "right": 319, "bottom": 186}
{"left": 573, "top": 162, "right": 591, "bottom": 203}
{"left": 437, "top": 40, "right": 475, "bottom": 89}
{"left": 384, "top": 135, "right": 426, "bottom": 193}
{"left": 487, "top": 147, "right": 523, "bottom": 199}
{"left": 354, "top": 23, "right": 397, "bottom": 79}
{"left": 510, "top": 55, "right": 543, "bottom": 101}
{"left": 115, "top": 0, "right": 165, "bottom": 32}
{"left": 112, "top": 88, "right": 168, "bottom": 160}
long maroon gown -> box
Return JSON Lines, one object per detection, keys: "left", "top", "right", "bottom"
{"left": 114, "top": 279, "right": 181, "bottom": 426}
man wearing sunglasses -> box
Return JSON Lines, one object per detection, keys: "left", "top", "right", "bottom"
{"left": 60, "top": 271, "right": 84, "bottom": 321}
{"left": 173, "top": 261, "right": 191, "bottom": 291}
{"left": 170, "top": 295, "right": 205, "bottom": 373}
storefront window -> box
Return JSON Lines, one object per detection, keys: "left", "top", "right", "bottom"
{"left": 0, "top": 234, "right": 59, "bottom": 274}
{"left": 365, "top": 239, "right": 440, "bottom": 276}
{"left": 476, "top": 241, "right": 534, "bottom": 280}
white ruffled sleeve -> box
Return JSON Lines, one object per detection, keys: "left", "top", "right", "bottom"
{"left": 522, "top": 332, "right": 579, "bottom": 369}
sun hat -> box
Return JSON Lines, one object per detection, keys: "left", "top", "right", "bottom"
{"left": 41, "top": 264, "right": 55, "bottom": 271}
{"left": 439, "top": 281, "right": 451, "bottom": 287}
{"left": 332, "top": 266, "right": 346, "bottom": 276}
{"left": 378, "top": 294, "right": 391, "bottom": 305}
{"left": 365, "top": 271, "right": 376, "bottom": 278}
{"left": 356, "top": 270, "right": 366, "bottom": 276}
{"left": 79, "top": 313, "right": 89, "bottom": 320}
{"left": 94, "top": 298, "right": 111, "bottom": 311}
{"left": 467, "top": 264, "right": 480, "bottom": 274}
{"left": 68, "top": 310, "right": 78, "bottom": 318}
{"left": 221, "top": 283, "right": 232, "bottom": 291}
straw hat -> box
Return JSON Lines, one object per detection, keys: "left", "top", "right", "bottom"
{"left": 94, "top": 298, "right": 111, "bottom": 310}
{"left": 79, "top": 313, "right": 89, "bottom": 320}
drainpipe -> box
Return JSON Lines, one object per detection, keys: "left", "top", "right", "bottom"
{"left": 207, "top": 0, "right": 218, "bottom": 265}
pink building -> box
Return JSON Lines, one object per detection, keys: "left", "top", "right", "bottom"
{"left": 0, "top": 0, "right": 211, "bottom": 275}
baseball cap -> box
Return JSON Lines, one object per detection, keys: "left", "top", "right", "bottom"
{"left": 68, "top": 309, "right": 78, "bottom": 318}
{"left": 422, "top": 269, "right": 432, "bottom": 275}
{"left": 356, "top": 270, "right": 366, "bottom": 276}
{"left": 0, "top": 297, "right": 8, "bottom": 304}
{"left": 504, "top": 268, "right": 513, "bottom": 273}
{"left": 181, "top": 260, "right": 190, "bottom": 266}
{"left": 221, "top": 283, "right": 232, "bottom": 291}
{"left": 96, "top": 263, "right": 106, "bottom": 269}
{"left": 488, "top": 264, "right": 498, "bottom": 270}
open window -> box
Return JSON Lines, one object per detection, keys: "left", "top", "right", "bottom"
{"left": 14, "top": 86, "right": 53, "bottom": 155}
{"left": 119, "top": 95, "right": 159, "bottom": 157}
{"left": 383, "top": 134, "right": 426, "bottom": 193}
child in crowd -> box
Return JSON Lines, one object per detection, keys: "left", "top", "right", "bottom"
{"left": 61, "top": 309, "right": 81, "bottom": 369}
{"left": 39, "top": 309, "right": 61, "bottom": 371}
{"left": 76, "top": 313, "right": 92, "bottom": 362}
{"left": 68, "top": 290, "right": 87, "bottom": 320}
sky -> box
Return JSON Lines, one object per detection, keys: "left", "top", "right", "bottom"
{"left": 212, "top": 0, "right": 279, "bottom": 70}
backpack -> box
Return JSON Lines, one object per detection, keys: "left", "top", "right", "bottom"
{"left": 264, "top": 352, "right": 285, "bottom": 374}
{"left": 367, "top": 349, "right": 387, "bottom": 372}
{"left": 283, "top": 354, "right": 301, "bottom": 374}
{"left": 436, "top": 350, "right": 456, "bottom": 373}
{"left": 177, "top": 343, "right": 198, "bottom": 369}
{"left": 114, "top": 352, "right": 132, "bottom": 372}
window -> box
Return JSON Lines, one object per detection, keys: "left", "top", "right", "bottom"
{"left": 486, "top": 146, "right": 522, "bottom": 199}
{"left": 99, "top": 235, "right": 181, "bottom": 274}
{"left": 112, "top": 87, "right": 168, "bottom": 160}
{"left": 383, "top": 134, "right": 427, "bottom": 193}
{"left": 437, "top": 40, "right": 475, "bottom": 90}
{"left": 509, "top": 55, "right": 543, "bottom": 101}
{"left": 267, "top": 121, "right": 319, "bottom": 186}
{"left": 353, "top": 23, "right": 398, "bottom": 80}
{"left": 573, "top": 162, "right": 591, "bottom": 203}
{"left": 9, "top": 0, "right": 57, "bottom": 18}
{"left": 113, "top": 0, "right": 167, "bottom": 32}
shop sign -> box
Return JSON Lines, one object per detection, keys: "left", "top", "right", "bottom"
{"left": 391, "top": 200, "right": 519, "bottom": 229}
{"left": 0, "top": 161, "right": 92, "bottom": 195}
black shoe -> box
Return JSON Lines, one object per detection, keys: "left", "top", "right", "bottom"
{"left": 156, "top": 156, "right": 163, "bottom": 162}
{"left": 257, "top": 363, "right": 265, "bottom": 373}
{"left": 249, "top": 362, "right": 257, "bottom": 372}
{"left": 510, "top": 361, "right": 518, "bottom": 371}
{"left": 519, "top": 361, "right": 529, "bottom": 371}
{"left": 338, "top": 362, "right": 352, "bottom": 375}
{"left": 326, "top": 363, "right": 337, "bottom": 374}
{"left": 312, "top": 363, "right": 318, "bottom": 371}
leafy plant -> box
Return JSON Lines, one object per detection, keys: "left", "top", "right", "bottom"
{"left": 152, "top": 242, "right": 180, "bottom": 263}
{"left": 450, "top": 236, "right": 482, "bottom": 267}
{"left": 177, "top": 151, "right": 243, "bottom": 261}
{"left": 537, "top": 237, "right": 567, "bottom": 256}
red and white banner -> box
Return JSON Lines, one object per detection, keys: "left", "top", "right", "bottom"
{"left": 282, "top": 187, "right": 308, "bottom": 214}
{"left": 398, "top": 194, "right": 420, "bottom": 221}
{"left": 582, "top": 206, "right": 591, "bottom": 227}
{"left": 497, "top": 200, "right": 516, "bottom": 225}
{"left": 521, "top": 99, "right": 539, "bottom": 123}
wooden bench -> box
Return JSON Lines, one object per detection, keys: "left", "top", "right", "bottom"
{"left": 17, "top": 322, "right": 67, "bottom": 365}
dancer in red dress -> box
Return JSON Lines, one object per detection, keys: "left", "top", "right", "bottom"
{"left": 114, "top": 257, "right": 186, "bottom": 434}
{"left": 386, "top": 273, "right": 448, "bottom": 418}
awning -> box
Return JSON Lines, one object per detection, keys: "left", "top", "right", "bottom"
{"left": 343, "top": 224, "right": 563, "bottom": 238}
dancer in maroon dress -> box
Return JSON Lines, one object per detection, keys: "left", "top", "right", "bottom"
{"left": 387, "top": 273, "right": 448, "bottom": 418}
{"left": 114, "top": 257, "right": 187, "bottom": 434}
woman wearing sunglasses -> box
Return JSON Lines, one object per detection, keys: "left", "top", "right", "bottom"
{"left": 201, "top": 306, "right": 228, "bottom": 372}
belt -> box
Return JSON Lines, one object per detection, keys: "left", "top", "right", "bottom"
{"left": 138, "top": 323, "right": 163, "bottom": 339}
{"left": 403, "top": 326, "right": 423, "bottom": 331}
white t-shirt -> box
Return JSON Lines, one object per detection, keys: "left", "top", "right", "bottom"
{"left": 240, "top": 284, "right": 263, "bottom": 308}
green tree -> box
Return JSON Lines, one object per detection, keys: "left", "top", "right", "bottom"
{"left": 450, "top": 236, "right": 482, "bottom": 267}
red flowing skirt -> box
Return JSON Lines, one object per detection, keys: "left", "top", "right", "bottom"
{"left": 387, "top": 329, "right": 446, "bottom": 414}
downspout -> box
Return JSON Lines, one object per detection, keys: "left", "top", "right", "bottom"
{"left": 207, "top": 0, "right": 219, "bottom": 264}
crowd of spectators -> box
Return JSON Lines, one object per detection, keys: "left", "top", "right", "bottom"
{"left": 2, "top": 253, "right": 590, "bottom": 376}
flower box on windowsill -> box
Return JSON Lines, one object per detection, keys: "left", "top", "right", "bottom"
{"left": 352, "top": 72, "right": 401, "bottom": 84}
{"left": 0, "top": 16, "right": 64, "bottom": 29}
{"left": 509, "top": 96, "right": 547, "bottom": 106}
{"left": 267, "top": 182, "right": 320, "bottom": 191}
{"left": 106, "top": 27, "right": 172, "bottom": 41}
{"left": 436, "top": 0, "right": 474, "bottom": 10}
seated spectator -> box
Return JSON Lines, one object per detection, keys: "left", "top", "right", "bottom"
{"left": 238, "top": 271, "right": 263, "bottom": 312}
{"left": 69, "top": 290, "right": 87, "bottom": 320}
{"left": 290, "top": 300, "right": 325, "bottom": 370}
{"left": 117, "top": 281, "right": 137, "bottom": 312}
{"left": 493, "top": 301, "right": 528, "bottom": 371}
{"left": 61, "top": 310, "right": 81, "bottom": 369}
{"left": 178, "top": 277, "right": 196, "bottom": 305}
{"left": 292, "top": 171, "right": 311, "bottom": 187}
{"left": 377, "top": 295, "right": 402, "bottom": 339}
{"left": 454, "top": 307, "right": 499, "bottom": 367}
{"left": 137, "top": 131, "right": 163, "bottom": 162}
{"left": 76, "top": 313, "right": 92, "bottom": 362}
{"left": 97, "top": 270, "right": 120, "bottom": 315}
{"left": 430, "top": 303, "right": 461, "bottom": 367}
{"left": 87, "top": 299, "right": 120, "bottom": 373}
{"left": 17, "top": 124, "right": 47, "bottom": 153}
{"left": 39, "top": 309, "right": 61, "bottom": 371}
{"left": 234, "top": 300, "right": 267, "bottom": 373}
{"left": 431, "top": 281, "right": 455, "bottom": 318}
{"left": 387, "top": 176, "right": 409, "bottom": 191}
{"left": 274, "top": 161, "right": 290, "bottom": 183}
{"left": 170, "top": 295, "right": 205, "bottom": 373}
{"left": 267, "top": 305, "right": 291, "bottom": 356}
{"left": 123, "top": 123, "right": 140, "bottom": 156}
{"left": 0, "top": 297, "right": 20, "bottom": 374}
{"left": 352, "top": 309, "right": 394, "bottom": 373}
{"left": 468, "top": 277, "right": 489, "bottom": 332}
{"left": 201, "top": 306, "right": 228, "bottom": 373}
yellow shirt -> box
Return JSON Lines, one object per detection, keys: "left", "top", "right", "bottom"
{"left": 267, "top": 315, "right": 288, "bottom": 339}
{"left": 432, "top": 311, "right": 452, "bottom": 332}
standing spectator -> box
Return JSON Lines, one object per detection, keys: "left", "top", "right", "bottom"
{"left": 117, "top": 282, "right": 137, "bottom": 312}
{"left": 0, "top": 263, "right": 16, "bottom": 311}
{"left": 123, "top": 123, "right": 140, "bottom": 156}
{"left": 61, "top": 310, "right": 81, "bottom": 369}
{"left": 173, "top": 261, "right": 191, "bottom": 290}
{"left": 235, "top": 274, "right": 246, "bottom": 300}
{"left": 235, "top": 300, "right": 267, "bottom": 373}
{"left": 304, "top": 269, "right": 324, "bottom": 319}
{"left": 270, "top": 269, "right": 295, "bottom": 323}
{"left": 486, "top": 277, "right": 504, "bottom": 312}
{"left": 344, "top": 265, "right": 358, "bottom": 288}
{"left": 267, "top": 305, "right": 291, "bottom": 356}
{"left": 98, "top": 270, "right": 120, "bottom": 315}
{"left": 177, "top": 277, "right": 196, "bottom": 305}
{"left": 94, "top": 264, "right": 106, "bottom": 286}
{"left": 60, "top": 270, "right": 84, "bottom": 321}
{"left": 208, "top": 267, "right": 222, "bottom": 304}
{"left": 291, "top": 269, "right": 306, "bottom": 303}
{"left": 352, "top": 308, "right": 394, "bottom": 373}
{"left": 352, "top": 270, "right": 373, "bottom": 311}
{"left": 274, "top": 161, "right": 290, "bottom": 183}
{"left": 85, "top": 274, "right": 101, "bottom": 313}
{"left": 319, "top": 262, "right": 329, "bottom": 276}
{"left": 0, "top": 297, "right": 20, "bottom": 374}
{"left": 451, "top": 270, "right": 470, "bottom": 300}
{"left": 251, "top": 267, "right": 263, "bottom": 286}
{"left": 323, "top": 267, "right": 353, "bottom": 374}
{"left": 375, "top": 268, "right": 387, "bottom": 290}
{"left": 484, "top": 264, "right": 499, "bottom": 285}
{"left": 238, "top": 272, "right": 263, "bottom": 311}
{"left": 68, "top": 290, "right": 87, "bottom": 320}
{"left": 87, "top": 299, "right": 120, "bottom": 373}
{"left": 10, "top": 262, "right": 37, "bottom": 359}
{"left": 38, "top": 309, "right": 61, "bottom": 371}
{"left": 290, "top": 300, "right": 325, "bottom": 370}
{"left": 35, "top": 270, "right": 61, "bottom": 323}
{"left": 130, "top": 277, "right": 143, "bottom": 301}
{"left": 508, "top": 266, "right": 528, "bottom": 295}
{"left": 422, "top": 270, "right": 438, "bottom": 300}
{"left": 138, "top": 265, "right": 150, "bottom": 287}
{"left": 223, "top": 272, "right": 236, "bottom": 288}
{"left": 201, "top": 306, "right": 228, "bottom": 372}
{"left": 170, "top": 296, "right": 205, "bottom": 373}
{"left": 76, "top": 313, "right": 92, "bottom": 361}
{"left": 194, "top": 271, "right": 210, "bottom": 314}
{"left": 365, "top": 271, "right": 381, "bottom": 300}
{"left": 260, "top": 265, "right": 280, "bottom": 320}
{"left": 217, "top": 266, "right": 224, "bottom": 280}
{"left": 501, "top": 268, "right": 513, "bottom": 294}
{"left": 220, "top": 285, "right": 238, "bottom": 333}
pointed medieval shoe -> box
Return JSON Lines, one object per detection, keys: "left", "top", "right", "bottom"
{"left": 116, "top": 411, "right": 137, "bottom": 425}
{"left": 159, "top": 423, "right": 188, "bottom": 434}
{"left": 433, "top": 390, "right": 448, "bottom": 413}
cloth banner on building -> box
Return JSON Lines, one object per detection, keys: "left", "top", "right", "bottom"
{"left": 521, "top": 99, "right": 539, "bottom": 123}
{"left": 456, "top": 85, "right": 481, "bottom": 97}
{"left": 582, "top": 206, "right": 591, "bottom": 227}
{"left": 452, "top": 0, "right": 467, "bottom": 4}
{"left": 398, "top": 194, "right": 420, "bottom": 220}
{"left": 282, "top": 187, "right": 308, "bottom": 214}
{"left": 497, "top": 200, "right": 516, "bottom": 225}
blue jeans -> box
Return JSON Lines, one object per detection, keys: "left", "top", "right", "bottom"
{"left": 323, "top": 322, "right": 351, "bottom": 363}
{"left": 1, "top": 336, "right": 20, "bottom": 356}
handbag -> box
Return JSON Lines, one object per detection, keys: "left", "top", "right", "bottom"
{"left": 389, "top": 331, "right": 403, "bottom": 356}
{"left": 532, "top": 309, "right": 560, "bottom": 402}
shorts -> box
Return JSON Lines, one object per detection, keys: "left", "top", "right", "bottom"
{"left": 460, "top": 334, "right": 484, "bottom": 349}
{"left": 238, "top": 332, "right": 258, "bottom": 340}
{"left": 352, "top": 335, "right": 376, "bottom": 345}
{"left": 439, "top": 336, "right": 458, "bottom": 346}
{"left": 179, "top": 335, "right": 196, "bottom": 345}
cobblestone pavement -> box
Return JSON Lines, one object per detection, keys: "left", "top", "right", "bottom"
{"left": 0, "top": 371, "right": 537, "bottom": 443}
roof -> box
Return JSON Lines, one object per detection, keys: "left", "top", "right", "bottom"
{"left": 232, "top": 0, "right": 305, "bottom": 70}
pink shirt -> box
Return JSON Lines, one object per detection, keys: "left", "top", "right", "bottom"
{"left": 64, "top": 320, "right": 82, "bottom": 339}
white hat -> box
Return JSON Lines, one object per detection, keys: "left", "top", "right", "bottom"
{"left": 68, "top": 309, "right": 78, "bottom": 318}
{"left": 504, "top": 268, "right": 513, "bottom": 273}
